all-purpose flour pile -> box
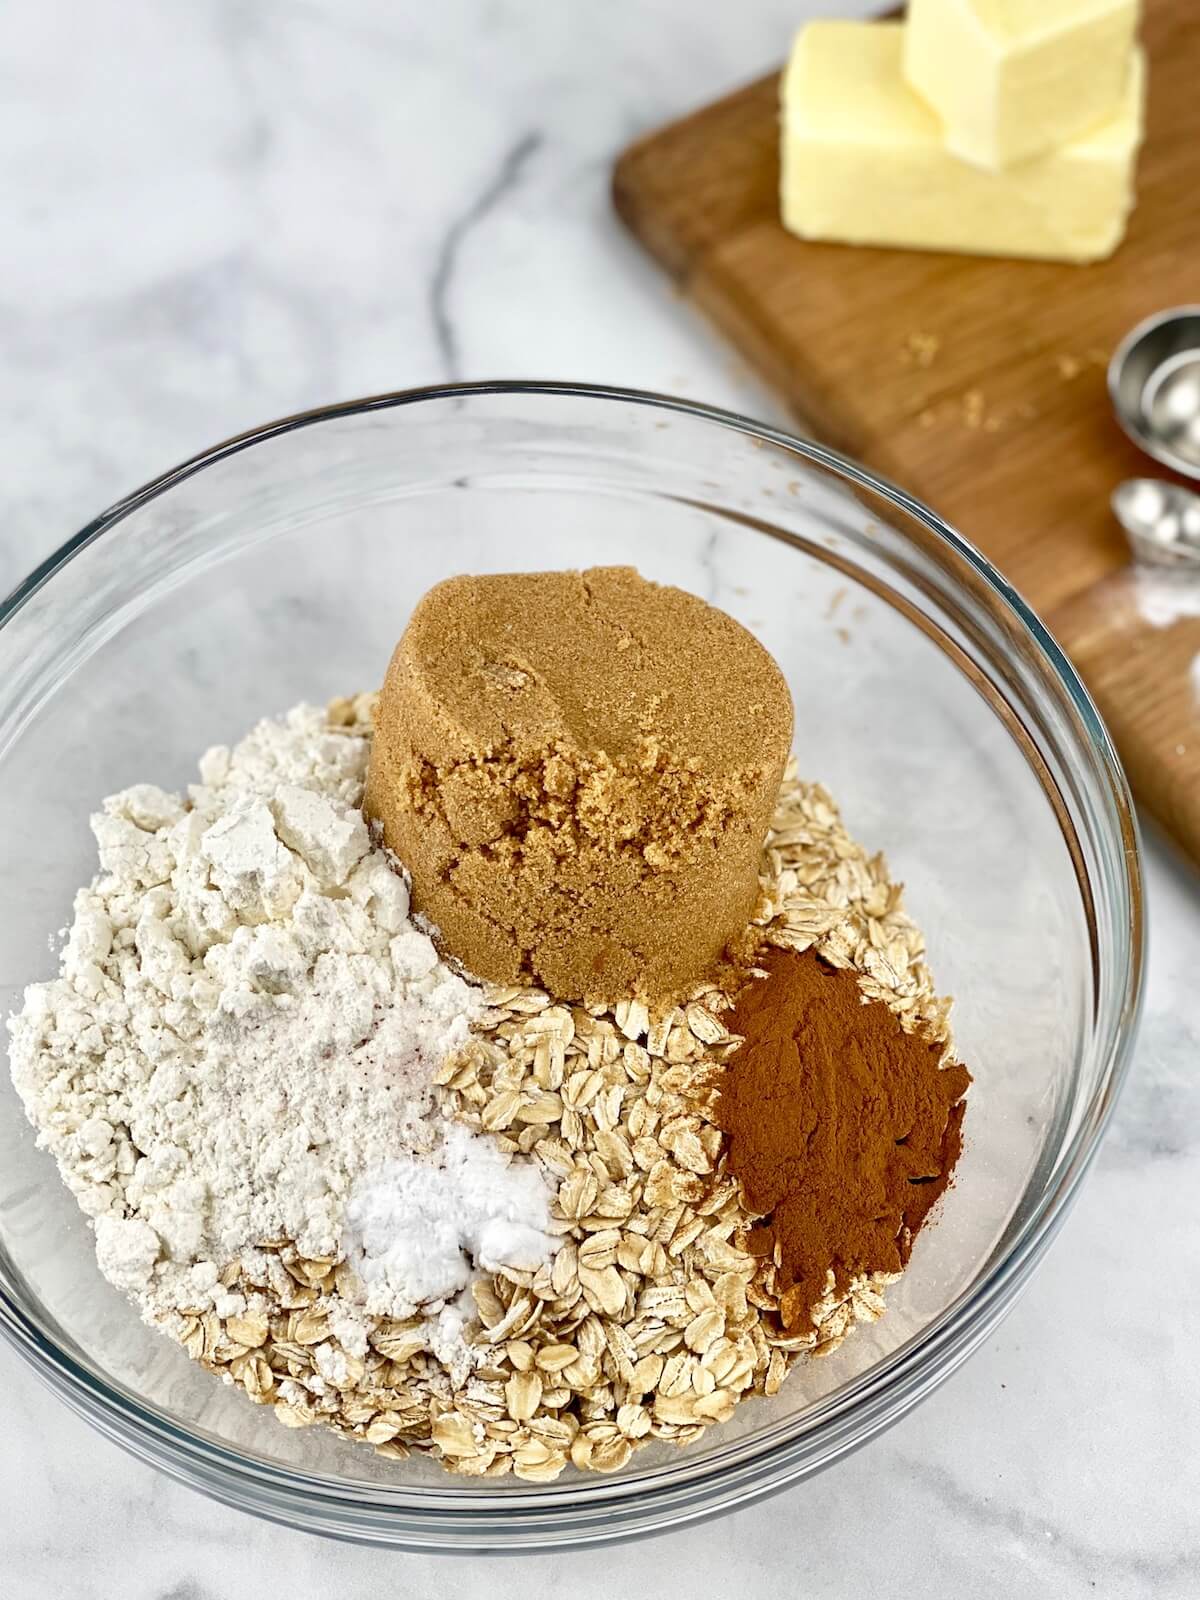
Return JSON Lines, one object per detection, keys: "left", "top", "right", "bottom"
{"left": 9, "top": 704, "right": 556, "bottom": 1379}
{"left": 8, "top": 568, "right": 969, "bottom": 1481}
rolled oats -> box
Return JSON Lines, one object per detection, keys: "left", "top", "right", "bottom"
{"left": 162, "top": 708, "right": 951, "bottom": 1482}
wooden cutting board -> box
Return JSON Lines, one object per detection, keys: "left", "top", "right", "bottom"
{"left": 614, "top": 0, "right": 1200, "bottom": 870}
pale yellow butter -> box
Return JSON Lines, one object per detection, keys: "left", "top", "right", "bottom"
{"left": 904, "top": 0, "right": 1139, "bottom": 170}
{"left": 781, "top": 22, "right": 1145, "bottom": 265}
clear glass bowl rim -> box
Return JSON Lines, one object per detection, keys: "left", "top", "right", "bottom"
{"left": 0, "top": 380, "right": 1145, "bottom": 1549}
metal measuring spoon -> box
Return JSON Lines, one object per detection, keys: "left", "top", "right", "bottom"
{"left": 1109, "top": 307, "right": 1200, "bottom": 479}
{"left": 1112, "top": 478, "right": 1200, "bottom": 569}
{"left": 1142, "top": 351, "right": 1200, "bottom": 472}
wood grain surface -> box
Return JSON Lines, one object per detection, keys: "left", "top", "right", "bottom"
{"left": 614, "top": 0, "right": 1200, "bottom": 868}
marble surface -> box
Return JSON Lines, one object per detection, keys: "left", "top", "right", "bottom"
{"left": 2, "top": 1, "right": 1198, "bottom": 1594}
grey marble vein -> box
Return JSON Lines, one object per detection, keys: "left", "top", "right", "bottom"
{"left": 892, "top": 1452, "right": 1200, "bottom": 1591}
{"left": 429, "top": 131, "right": 543, "bottom": 381}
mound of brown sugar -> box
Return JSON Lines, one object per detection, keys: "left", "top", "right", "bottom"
{"left": 364, "top": 567, "right": 793, "bottom": 1004}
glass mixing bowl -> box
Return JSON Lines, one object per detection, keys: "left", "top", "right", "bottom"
{"left": 0, "top": 383, "right": 1142, "bottom": 1550}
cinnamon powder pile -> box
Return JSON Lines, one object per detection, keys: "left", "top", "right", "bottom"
{"left": 717, "top": 947, "right": 970, "bottom": 1333}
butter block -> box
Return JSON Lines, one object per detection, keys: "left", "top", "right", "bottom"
{"left": 904, "top": 0, "right": 1139, "bottom": 170}
{"left": 781, "top": 22, "right": 1145, "bottom": 265}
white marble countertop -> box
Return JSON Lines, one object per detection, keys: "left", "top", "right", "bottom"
{"left": 2, "top": 1, "right": 1198, "bottom": 1594}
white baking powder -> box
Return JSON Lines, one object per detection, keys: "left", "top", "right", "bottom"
{"left": 346, "top": 1121, "right": 556, "bottom": 1317}
{"left": 8, "top": 703, "right": 556, "bottom": 1370}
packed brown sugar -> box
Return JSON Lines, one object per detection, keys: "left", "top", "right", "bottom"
{"left": 364, "top": 566, "right": 793, "bottom": 1005}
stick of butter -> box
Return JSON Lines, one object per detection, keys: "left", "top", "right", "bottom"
{"left": 780, "top": 22, "right": 1145, "bottom": 265}
{"left": 904, "top": 0, "right": 1140, "bottom": 170}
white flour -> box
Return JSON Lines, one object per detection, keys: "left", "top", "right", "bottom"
{"left": 8, "top": 703, "right": 555, "bottom": 1370}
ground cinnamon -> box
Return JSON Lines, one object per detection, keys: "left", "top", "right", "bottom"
{"left": 717, "top": 946, "right": 970, "bottom": 1333}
